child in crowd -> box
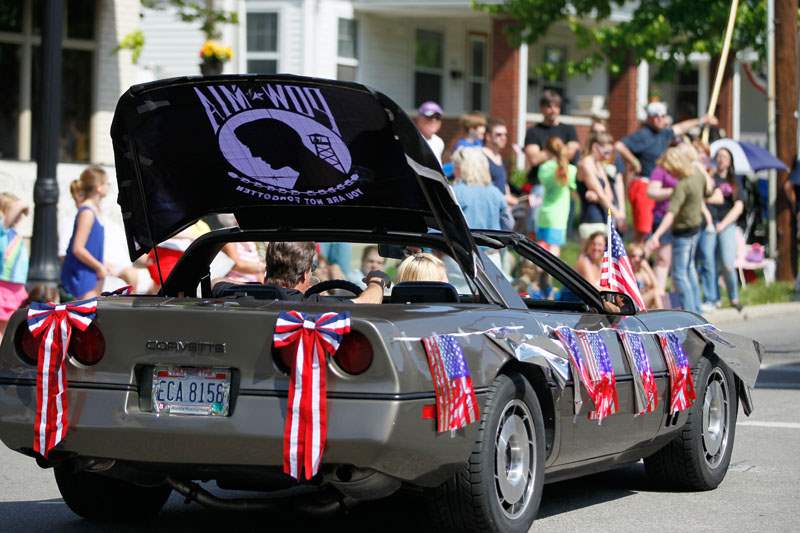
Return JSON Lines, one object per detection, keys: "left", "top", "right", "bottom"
{"left": 536, "top": 137, "right": 577, "bottom": 257}
{"left": 452, "top": 113, "right": 487, "bottom": 152}
{"left": 61, "top": 165, "right": 109, "bottom": 300}
{"left": 0, "top": 193, "right": 30, "bottom": 338}
{"left": 628, "top": 243, "right": 664, "bottom": 309}
{"left": 514, "top": 259, "right": 555, "bottom": 300}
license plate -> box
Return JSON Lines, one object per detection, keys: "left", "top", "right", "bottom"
{"left": 152, "top": 366, "right": 231, "bottom": 416}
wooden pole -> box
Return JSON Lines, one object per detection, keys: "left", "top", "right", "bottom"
{"left": 775, "top": 0, "right": 798, "bottom": 281}
{"left": 702, "top": 0, "right": 739, "bottom": 144}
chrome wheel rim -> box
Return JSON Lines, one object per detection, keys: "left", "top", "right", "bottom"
{"left": 702, "top": 367, "right": 730, "bottom": 468}
{"left": 494, "top": 399, "right": 536, "bottom": 520}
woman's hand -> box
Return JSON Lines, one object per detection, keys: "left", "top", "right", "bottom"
{"left": 585, "top": 190, "right": 599, "bottom": 202}
{"left": 95, "top": 264, "right": 109, "bottom": 279}
{"left": 645, "top": 236, "right": 660, "bottom": 254}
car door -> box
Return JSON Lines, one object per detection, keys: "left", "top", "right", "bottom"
{"left": 504, "top": 237, "right": 662, "bottom": 464}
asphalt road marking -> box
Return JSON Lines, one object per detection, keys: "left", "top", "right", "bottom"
{"left": 737, "top": 421, "right": 800, "bottom": 429}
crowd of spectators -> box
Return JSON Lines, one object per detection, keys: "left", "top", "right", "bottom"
{"left": 413, "top": 88, "right": 752, "bottom": 314}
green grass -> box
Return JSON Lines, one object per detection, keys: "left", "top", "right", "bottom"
{"left": 558, "top": 242, "right": 580, "bottom": 270}
{"left": 736, "top": 281, "right": 795, "bottom": 307}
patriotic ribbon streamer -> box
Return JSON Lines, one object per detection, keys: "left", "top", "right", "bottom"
{"left": 101, "top": 285, "right": 133, "bottom": 296}
{"left": 421, "top": 334, "right": 480, "bottom": 432}
{"left": 618, "top": 331, "right": 658, "bottom": 415}
{"left": 27, "top": 298, "right": 97, "bottom": 457}
{"left": 658, "top": 332, "right": 697, "bottom": 414}
{"left": 273, "top": 310, "right": 350, "bottom": 480}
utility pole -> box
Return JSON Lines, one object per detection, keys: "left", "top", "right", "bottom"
{"left": 775, "top": 0, "right": 799, "bottom": 281}
{"left": 27, "top": 0, "right": 63, "bottom": 300}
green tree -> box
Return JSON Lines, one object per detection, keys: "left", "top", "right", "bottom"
{"left": 118, "top": 0, "right": 238, "bottom": 64}
{"left": 478, "top": 0, "right": 769, "bottom": 79}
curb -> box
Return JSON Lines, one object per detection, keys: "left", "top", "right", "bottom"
{"left": 704, "top": 301, "right": 800, "bottom": 324}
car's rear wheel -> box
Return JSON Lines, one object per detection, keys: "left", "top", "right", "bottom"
{"left": 55, "top": 467, "right": 172, "bottom": 522}
{"left": 644, "top": 356, "right": 738, "bottom": 490}
{"left": 428, "top": 373, "right": 545, "bottom": 533}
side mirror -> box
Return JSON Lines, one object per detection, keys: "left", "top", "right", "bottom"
{"left": 600, "top": 291, "right": 637, "bottom": 315}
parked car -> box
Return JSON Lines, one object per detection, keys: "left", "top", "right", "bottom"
{"left": 0, "top": 75, "right": 761, "bottom": 533}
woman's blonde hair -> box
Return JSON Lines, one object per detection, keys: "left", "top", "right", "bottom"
{"left": 70, "top": 165, "right": 107, "bottom": 200}
{"left": 545, "top": 137, "right": 570, "bottom": 186}
{"left": 396, "top": 253, "right": 448, "bottom": 283}
{"left": 452, "top": 147, "right": 491, "bottom": 186}
{"left": 658, "top": 146, "right": 694, "bottom": 179}
{"left": 0, "top": 192, "right": 20, "bottom": 214}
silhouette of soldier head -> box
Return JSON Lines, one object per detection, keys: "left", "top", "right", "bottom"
{"left": 233, "top": 116, "right": 347, "bottom": 189}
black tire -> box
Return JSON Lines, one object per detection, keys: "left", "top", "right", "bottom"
{"left": 644, "top": 356, "right": 738, "bottom": 491}
{"left": 54, "top": 467, "right": 172, "bottom": 522}
{"left": 428, "top": 373, "right": 545, "bottom": 533}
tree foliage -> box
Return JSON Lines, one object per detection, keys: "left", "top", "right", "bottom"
{"left": 477, "top": 0, "right": 773, "bottom": 80}
{"left": 118, "top": 1, "right": 238, "bottom": 64}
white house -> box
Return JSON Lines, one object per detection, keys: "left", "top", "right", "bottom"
{"left": 0, "top": 0, "right": 770, "bottom": 245}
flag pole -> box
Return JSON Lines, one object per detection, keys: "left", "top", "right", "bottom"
{"left": 702, "top": 0, "right": 740, "bottom": 144}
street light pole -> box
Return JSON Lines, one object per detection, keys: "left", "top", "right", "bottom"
{"left": 27, "top": 0, "right": 63, "bottom": 299}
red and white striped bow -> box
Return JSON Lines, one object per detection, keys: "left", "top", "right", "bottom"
{"left": 273, "top": 310, "right": 351, "bottom": 480}
{"left": 27, "top": 298, "right": 97, "bottom": 457}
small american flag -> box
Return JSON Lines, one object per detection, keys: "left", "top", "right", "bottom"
{"left": 577, "top": 331, "right": 619, "bottom": 423}
{"left": 600, "top": 214, "right": 646, "bottom": 310}
{"left": 618, "top": 331, "right": 658, "bottom": 415}
{"left": 422, "top": 335, "right": 480, "bottom": 432}
{"left": 658, "top": 332, "right": 696, "bottom": 414}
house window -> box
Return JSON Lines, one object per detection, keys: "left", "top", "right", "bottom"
{"left": 337, "top": 18, "right": 357, "bottom": 82}
{"left": 528, "top": 45, "right": 568, "bottom": 113}
{"left": 467, "top": 35, "right": 488, "bottom": 111}
{"left": 246, "top": 11, "right": 278, "bottom": 74}
{"left": 675, "top": 68, "right": 699, "bottom": 122}
{"left": 0, "top": 0, "right": 96, "bottom": 162}
{"left": 414, "top": 29, "right": 443, "bottom": 107}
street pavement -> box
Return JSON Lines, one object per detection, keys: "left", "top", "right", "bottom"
{"left": 0, "top": 309, "right": 798, "bottom": 532}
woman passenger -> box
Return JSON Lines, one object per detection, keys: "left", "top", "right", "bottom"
{"left": 396, "top": 253, "right": 448, "bottom": 283}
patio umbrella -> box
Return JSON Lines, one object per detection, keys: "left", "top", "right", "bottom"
{"left": 709, "top": 139, "right": 789, "bottom": 175}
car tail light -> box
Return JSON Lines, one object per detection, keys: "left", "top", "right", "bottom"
{"left": 333, "top": 331, "right": 373, "bottom": 375}
{"left": 68, "top": 323, "right": 106, "bottom": 366}
{"left": 14, "top": 321, "right": 39, "bottom": 365}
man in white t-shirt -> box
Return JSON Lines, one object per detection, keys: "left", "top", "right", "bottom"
{"left": 414, "top": 101, "right": 445, "bottom": 165}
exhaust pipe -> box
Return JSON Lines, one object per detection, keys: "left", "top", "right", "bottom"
{"left": 166, "top": 477, "right": 352, "bottom": 515}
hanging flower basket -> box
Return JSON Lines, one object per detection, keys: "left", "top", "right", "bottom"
{"left": 199, "top": 41, "right": 233, "bottom": 76}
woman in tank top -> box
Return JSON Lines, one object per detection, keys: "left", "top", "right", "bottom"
{"left": 576, "top": 132, "right": 623, "bottom": 241}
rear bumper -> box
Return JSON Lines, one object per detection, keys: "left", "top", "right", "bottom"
{"left": 0, "top": 382, "right": 476, "bottom": 485}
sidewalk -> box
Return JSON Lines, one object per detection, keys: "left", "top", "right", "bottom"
{"left": 704, "top": 301, "right": 800, "bottom": 325}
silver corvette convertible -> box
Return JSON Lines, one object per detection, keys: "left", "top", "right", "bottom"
{"left": 0, "top": 76, "right": 761, "bottom": 533}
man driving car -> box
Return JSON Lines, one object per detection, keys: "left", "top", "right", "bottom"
{"left": 216, "top": 241, "right": 386, "bottom": 303}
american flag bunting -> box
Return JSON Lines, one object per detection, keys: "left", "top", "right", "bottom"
{"left": 27, "top": 298, "right": 97, "bottom": 457}
{"left": 618, "top": 331, "right": 658, "bottom": 415}
{"left": 421, "top": 334, "right": 479, "bottom": 432}
{"left": 657, "top": 332, "right": 696, "bottom": 414}
{"left": 273, "top": 310, "right": 351, "bottom": 480}
{"left": 600, "top": 214, "right": 646, "bottom": 311}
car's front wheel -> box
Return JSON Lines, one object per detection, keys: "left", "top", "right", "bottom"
{"left": 644, "top": 356, "right": 738, "bottom": 490}
{"left": 55, "top": 467, "right": 172, "bottom": 522}
{"left": 429, "top": 372, "right": 545, "bottom": 533}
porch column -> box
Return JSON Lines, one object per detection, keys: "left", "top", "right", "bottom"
{"left": 490, "top": 19, "right": 521, "bottom": 164}
{"left": 608, "top": 59, "right": 638, "bottom": 141}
